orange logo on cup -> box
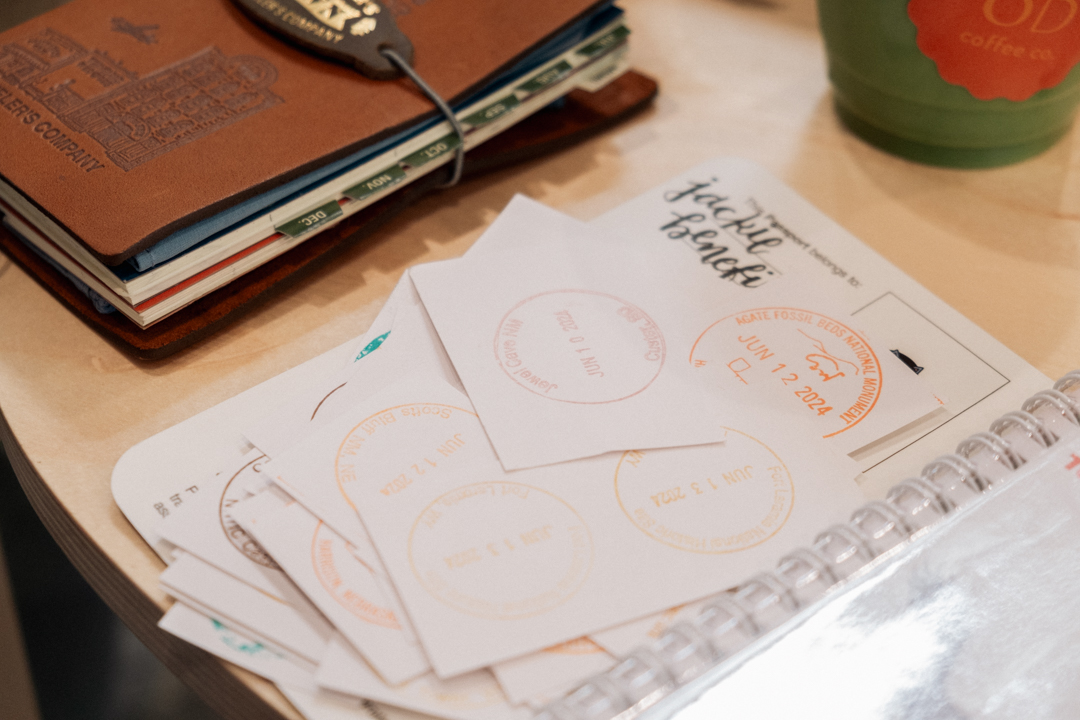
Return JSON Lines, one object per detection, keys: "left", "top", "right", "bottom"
{"left": 909, "top": 0, "right": 1080, "bottom": 100}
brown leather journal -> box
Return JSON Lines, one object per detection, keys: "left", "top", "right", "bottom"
{"left": 0, "top": 0, "right": 611, "bottom": 263}
{"left": 0, "top": 72, "right": 658, "bottom": 358}
{"left": 0, "top": 0, "right": 657, "bottom": 358}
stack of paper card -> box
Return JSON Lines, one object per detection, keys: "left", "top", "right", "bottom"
{"left": 143, "top": 159, "right": 957, "bottom": 720}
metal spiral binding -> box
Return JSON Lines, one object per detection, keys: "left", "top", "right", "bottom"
{"left": 535, "top": 371, "right": 1080, "bottom": 720}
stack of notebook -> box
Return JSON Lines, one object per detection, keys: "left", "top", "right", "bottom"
{"left": 0, "top": 0, "right": 656, "bottom": 356}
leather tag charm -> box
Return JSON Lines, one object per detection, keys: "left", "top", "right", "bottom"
{"left": 229, "top": 0, "right": 414, "bottom": 80}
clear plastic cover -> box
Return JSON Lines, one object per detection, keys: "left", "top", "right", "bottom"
{"left": 692, "top": 595, "right": 757, "bottom": 657}
{"left": 849, "top": 502, "right": 911, "bottom": 556}
{"left": 642, "top": 437, "right": 1080, "bottom": 720}
{"left": 537, "top": 372, "right": 1080, "bottom": 720}
{"left": 921, "top": 456, "right": 985, "bottom": 509}
{"left": 775, "top": 548, "right": 837, "bottom": 605}
{"left": 651, "top": 623, "right": 716, "bottom": 686}
{"left": 886, "top": 480, "right": 949, "bottom": 530}
{"left": 732, "top": 574, "right": 799, "bottom": 633}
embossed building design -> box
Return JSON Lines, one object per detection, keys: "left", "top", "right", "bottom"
{"left": 0, "top": 28, "right": 281, "bottom": 171}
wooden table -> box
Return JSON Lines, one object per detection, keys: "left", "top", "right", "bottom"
{"left": 3, "top": 0, "right": 1080, "bottom": 718}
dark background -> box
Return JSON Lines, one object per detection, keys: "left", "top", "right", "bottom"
{"left": 0, "top": 446, "right": 221, "bottom": 720}
{"left": 0, "top": 1, "right": 221, "bottom": 718}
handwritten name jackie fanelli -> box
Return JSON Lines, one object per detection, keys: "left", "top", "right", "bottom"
{"left": 660, "top": 177, "right": 786, "bottom": 287}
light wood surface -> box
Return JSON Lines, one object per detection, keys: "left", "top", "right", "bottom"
{"left": 2, "top": 0, "right": 1080, "bottom": 718}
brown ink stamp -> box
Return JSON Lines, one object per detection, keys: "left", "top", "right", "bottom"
{"left": 494, "top": 290, "right": 665, "bottom": 404}
{"left": 218, "top": 454, "right": 279, "bottom": 570}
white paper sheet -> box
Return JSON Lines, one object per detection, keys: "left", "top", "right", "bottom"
{"left": 410, "top": 204, "right": 727, "bottom": 470}
{"left": 157, "top": 450, "right": 288, "bottom": 595}
{"left": 247, "top": 266, "right": 482, "bottom": 560}
{"left": 317, "top": 635, "right": 529, "bottom": 720}
{"left": 258, "top": 286, "right": 465, "bottom": 553}
{"left": 590, "top": 157, "right": 1050, "bottom": 482}
{"left": 159, "top": 551, "right": 333, "bottom": 664}
{"left": 235, "top": 488, "right": 430, "bottom": 685}
{"left": 491, "top": 638, "right": 616, "bottom": 707}
{"left": 245, "top": 276, "right": 461, "bottom": 462}
{"left": 158, "top": 602, "right": 318, "bottom": 690}
{"left": 266, "top": 374, "right": 864, "bottom": 677}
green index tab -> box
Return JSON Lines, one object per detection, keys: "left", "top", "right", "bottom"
{"left": 517, "top": 60, "right": 573, "bottom": 94}
{"left": 462, "top": 95, "right": 521, "bottom": 128}
{"left": 576, "top": 26, "right": 630, "bottom": 58}
{"left": 275, "top": 200, "right": 343, "bottom": 238}
{"left": 402, "top": 133, "right": 462, "bottom": 169}
{"left": 344, "top": 165, "right": 406, "bottom": 202}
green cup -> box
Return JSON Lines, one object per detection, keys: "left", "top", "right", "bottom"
{"left": 817, "top": 0, "right": 1080, "bottom": 167}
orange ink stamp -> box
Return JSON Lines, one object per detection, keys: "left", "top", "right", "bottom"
{"left": 614, "top": 429, "right": 795, "bottom": 554}
{"left": 333, "top": 402, "right": 477, "bottom": 512}
{"left": 408, "top": 482, "right": 593, "bottom": 620}
{"left": 310, "top": 521, "right": 400, "bottom": 629}
{"left": 689, "top": 307, "right": 883, "bottom": 439}
{"left": 543, "top": 637, "right": 606, "bottom": 655}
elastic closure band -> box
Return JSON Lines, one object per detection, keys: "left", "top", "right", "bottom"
{"left": 380, "top": 48, "right": 466, "bottom": 188}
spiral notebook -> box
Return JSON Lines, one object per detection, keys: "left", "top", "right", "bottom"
{"left": 541, "top": 371, "right": 1080, "bottom": 720}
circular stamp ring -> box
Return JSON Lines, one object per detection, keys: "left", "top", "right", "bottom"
{"left": 218, "top": 454, "right": 279, "bottom": 570}
{"left": 688, "top": 306, "right": 883, "bottom": 438}
{"left": 407, "top": 481, "right": 593, "bottom": 620}
{"left": 310, "top": 521, "right": 400, "bottom": 629}
{"left": 333, "top": 402, "right": 478, "bottom": 515}
{"left": 614, "top": 428, "right": 795, "bottom": 555}
{"left": 494, "top": 289, "right": 666, "bottom": 405}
